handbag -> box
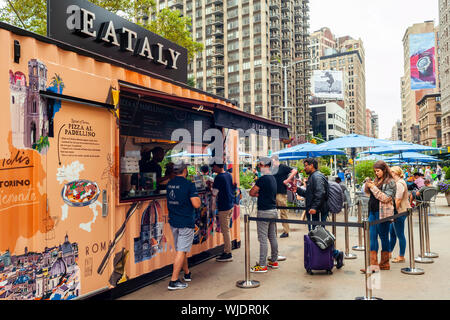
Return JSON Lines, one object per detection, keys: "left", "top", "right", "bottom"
{"left": 308, "top": 225, "right": 335, "bottom": 250}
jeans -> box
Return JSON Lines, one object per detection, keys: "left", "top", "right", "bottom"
{"left": 368, "top": 211, "right": 390, "bottom": 252}
{"left": 389, "top": 215, "right": 407, "bottom": 257}
{"left": 256, "top": 209, "right": 279, "bottom": 266}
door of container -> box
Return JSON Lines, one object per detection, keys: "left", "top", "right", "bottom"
{"left": 44, "top": 100, "right": 114, "bottom": 299}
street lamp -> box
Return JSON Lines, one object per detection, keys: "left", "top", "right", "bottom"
{"left": 270, "top": 58, "right": 311, "bottom": 126}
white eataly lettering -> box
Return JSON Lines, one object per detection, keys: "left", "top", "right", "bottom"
{"left": 138, "top": 37, "right": 154, "bottom": 59}
{"left": 120, "top": 27, "right": 137, "bottom": 52}
{"left": 80, "top": 8, "right": 96, "bottom": 37}
{"left": 156, "top": 43, "right": 168, "bottom": 66}
{"left": 64, "top": 4, "right": 184, "bottom": 69}
{"left": 168, "top": 48, "right": 181, "bottom": 70}
{"left": 101, "top": 21, "right": 119, "bottom": 46}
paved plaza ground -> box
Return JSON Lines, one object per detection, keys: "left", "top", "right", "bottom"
{"left": 119, "top": 194, "right": 450, "bottom": 300}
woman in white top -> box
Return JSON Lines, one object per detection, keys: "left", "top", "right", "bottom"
{"left": 389, "top": 166, "right": 412, "bottom": 263}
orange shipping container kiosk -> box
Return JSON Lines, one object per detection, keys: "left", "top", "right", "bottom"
{"left": 0, "top": 0, "right": 290, "bottom": 300}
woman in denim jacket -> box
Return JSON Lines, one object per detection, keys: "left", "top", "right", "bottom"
{"left": 361, "top": 161, "right": 396, "bottom": 273}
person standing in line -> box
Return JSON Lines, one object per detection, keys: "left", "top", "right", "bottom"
{"left": 425, "top": 166, "right": 433, "bottom": 182}
{"left": 166, "top": 162, "right": 201, "bottom": 291}
{"left": 297, "top": 158, "right": 344, "bottom": 269}
{"left": 249, "top": 157, "right": 279, "bottom": 273}
{"left": 362, "top": 161, "right": 396, "bottom": 273}
{"left": 436, "top": 165, "right": 443, "bottom": 182}
{"left": 211, "top": 162, "right": 235, "bottom": 262}
{"left": 388, "top": 166, "right": 411, "bottom": 264}
{"left": 271, "top": 155, "right": 298, "bottom": 238}
{"left": 336, "top": 177, "right": 351, "bottom": 205}
{"left": 346, "top": 170, "right": 352, "bottom": 187}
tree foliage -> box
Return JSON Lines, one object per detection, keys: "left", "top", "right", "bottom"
{"left": 0, "top": 0, "right": 203, "bottom": 62}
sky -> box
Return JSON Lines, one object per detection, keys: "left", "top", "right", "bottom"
{"left": 310, "top": 0, "right": 439, "bottom": 139}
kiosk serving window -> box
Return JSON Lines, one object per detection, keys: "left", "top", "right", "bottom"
{"left": 119, "top": 93, "right": 215, "bottom": 202}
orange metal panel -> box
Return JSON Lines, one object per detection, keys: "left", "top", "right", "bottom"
{"left": 0, "top": 25, "right": 240, "bottom": 300}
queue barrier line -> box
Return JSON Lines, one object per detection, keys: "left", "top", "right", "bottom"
{"left": 367, "top": 210, "right": 410, "bottom": 227}
{"left": 236, "top": 208, "right": 430, "bottom": 300}
{"left": 248, "top": 216, "right": 364, "bottom": 229}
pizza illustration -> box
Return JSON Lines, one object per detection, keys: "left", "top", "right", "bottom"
{"left": 61, "top": 180, "right": 100, "bottom": 207}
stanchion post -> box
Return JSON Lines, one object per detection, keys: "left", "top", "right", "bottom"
{"left": 356, "top": 220, "right": 381, "bottom": 300}
{"left": 344, "top": 203, "right": 357, "bottom": 260}
{"left": 402, "top": 209, "right": 424, "bottom": 275}
{"left": 236, "top": 214, "right": 260, "bottom": 289}
{"left": 423, "top": 203, "right": 438, "bottom": 259}
{"left": 415, "top": 204, "right": 433, "bottom": 264}
{"left": 353, "top": 198, "right": 365, "bottom": 252}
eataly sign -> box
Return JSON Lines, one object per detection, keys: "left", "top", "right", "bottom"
{"left": 65, "top": 5, "right": 182, "bottom": 70}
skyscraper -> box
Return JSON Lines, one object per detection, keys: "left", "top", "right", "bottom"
{"left": 401, "top": 21, "right": 439, "bottom": 143}
{"left": 159, "top": 0, "right": 311, "bottom": 152}
{"left": 310, "top": 29, "right": 366, "bottom": 136}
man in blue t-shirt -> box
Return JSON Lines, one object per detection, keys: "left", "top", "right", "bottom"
{"left": 166, "top": 162, "right": 201, "bottom": 291}
{"left": 211, "top": 162, "right": 235, "bottom": 262}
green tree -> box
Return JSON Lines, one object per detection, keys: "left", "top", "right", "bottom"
{"left": 1, "top": 0, "right": 203, "bottom": 62}
{"left": 355, "top": 161, "right": 375, "bottom": 185}
{"left": 187, "top": 76, "right": 196, "bottom": 87}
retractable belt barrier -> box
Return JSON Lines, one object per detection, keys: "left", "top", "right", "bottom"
{"left": 236, "top": 208, "right": 431, "bottom": 300}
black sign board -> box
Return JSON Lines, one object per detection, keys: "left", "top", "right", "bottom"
{"left": 47, "top": 0, "right": 188, "bottom": 83}
{"left": 214, "top": 110, "right": 290, "bottom": 140}
{"left": 120, "top": 97, "right": 214, "bottom": 142}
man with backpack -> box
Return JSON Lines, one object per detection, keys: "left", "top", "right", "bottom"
{"left": 297, "top": 158, "right": 344, "bottom": 269}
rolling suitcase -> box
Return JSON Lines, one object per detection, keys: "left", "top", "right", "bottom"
{"left": 304, "top": 235, "right": 334, "bottom": 275}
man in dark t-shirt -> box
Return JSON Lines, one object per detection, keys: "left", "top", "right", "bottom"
{"left": 166, "top": 162, "right": 201, "bottom": 291}
{"left": 249, "top": 157, "right": 279, "bottom": 273}
{"left": 211, "top": 162, "right": 235, "bottom": 262}
{"left": 271, "top": 155, "right": 298, "bottom": 238}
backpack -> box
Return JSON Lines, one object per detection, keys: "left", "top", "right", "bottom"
{"left": 328, "top": 181, "right": 345, "bottom": 214}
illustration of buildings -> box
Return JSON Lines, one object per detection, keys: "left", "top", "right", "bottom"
{"left": 9, "top": 59, "right": 49, "bottom": 149}
{"left": 0, "top": 235, "right": 80, "bottom": 300}
{"left": 134, "top": 203, "right": 167, "bottom": 263}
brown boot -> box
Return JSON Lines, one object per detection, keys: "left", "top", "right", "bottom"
{"left": 379, "top": 251, "right": 391, "bottom": 270}
{"left": 360, "top": 251, "right": 379, "bottom": 273}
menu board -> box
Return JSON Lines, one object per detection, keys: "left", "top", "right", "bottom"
{"left": 119, "top": 97, "right": 214, "bottom": 141}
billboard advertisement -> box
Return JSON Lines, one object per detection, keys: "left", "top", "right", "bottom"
{"left": 410, "top": 33, "right": 437, "bottom": 90}
{"left": 311, "top": 70, "right": 344, "bottom": 100}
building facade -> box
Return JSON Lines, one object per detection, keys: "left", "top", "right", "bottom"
{"left": 418, "top": 93, "right": 442, "bottom": 147}
{"left": 309, "top": 28, "right": 366, "bottom": 136}
{"left": 391, "top": 120, "right": 403, "bottom": 141}
{"left": 310, "top": 102, "right": 347, "bottom": 141}
{"left": 159, "top": 0, "right": 311, "bottom": 153}
{"left": 439, "top": 0, "right": 450, "bottom": 147}
{"left": 319, "top": 45, "right": 366, "bottom": 135}
{"left": 401, "top": 21, "right": 440, "bottom": 143}
{"left": 371, "top": 110, "right": 379, "bottom": 138}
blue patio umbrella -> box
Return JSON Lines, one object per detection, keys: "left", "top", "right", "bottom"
{"left": 318, "top": 134, "right": 393, "bottom": 150}
{"left": 273, "top": 143, "right": 345, "bottom": 159}
{"left": 239, "top": 152, "right": 253, "bottom": 158}
{"left": 355, "top": 155, "right": 388, "bottom": 162}
{"left": 384, "top": 152, "right": 440, "bottom": 163}
{"left": 318, "top": 135, "right": 393, "bottom": 185}
{"left": 362, "top": 142, "right": 440, "bottom": 155}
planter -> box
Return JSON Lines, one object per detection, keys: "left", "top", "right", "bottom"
{"left": 446, "top": 192, "right": 450, "bottom": 206}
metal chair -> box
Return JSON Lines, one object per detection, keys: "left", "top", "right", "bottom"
{"left": 240, "top": 188, "right": 256, "bottom": 216}
{"left": 421, "top": 187, "right": 439, "bottom": 216}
